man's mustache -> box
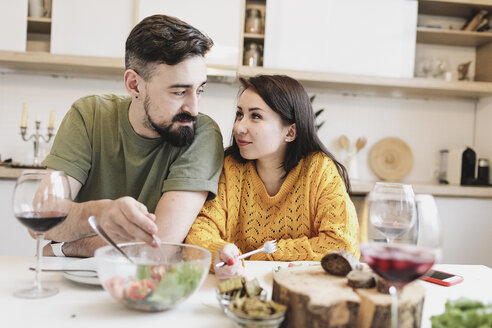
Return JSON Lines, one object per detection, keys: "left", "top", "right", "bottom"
{"left": 173, "top": 113, "right": 197, "bottom": 123}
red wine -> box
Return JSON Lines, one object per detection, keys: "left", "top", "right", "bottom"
{"left": 361, "top": 243, "right": 435, "bottom": 286}
{"left": 16, "top": 211, "right": 67, "bottom": 232}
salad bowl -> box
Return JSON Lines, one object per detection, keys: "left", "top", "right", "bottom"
{"left": 95, "top": 241, "right": 211, "bottom": 312}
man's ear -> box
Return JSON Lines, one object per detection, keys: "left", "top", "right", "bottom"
{"left": 124, "top": 69, "right": 142, "bottom": 99}
{"left": 286, "top": 124, "right": 297, "bottom": 142}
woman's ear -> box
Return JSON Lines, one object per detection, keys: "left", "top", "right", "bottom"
{"left": 124, "top": 69, "right": 142, "bottom": 99}
{"left": 285, "top": 124, "right": 297, "bottom": 142}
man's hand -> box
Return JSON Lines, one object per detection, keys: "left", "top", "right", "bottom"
{"left": 98, "top": 196, "right": 158, "bottom": 246}
{"left": 214, "top": 243, "right": 244, "bottom": 281}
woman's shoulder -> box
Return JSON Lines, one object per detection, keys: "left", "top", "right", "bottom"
{"left": 223, "top": 155, "right": 250, "bottom": 173}
{"left": 303, "top": 152, "right": 336, "bottom": 170}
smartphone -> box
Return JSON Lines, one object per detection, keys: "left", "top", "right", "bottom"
{"left": 421, "top": 269, "right": 464, "bottom": 286}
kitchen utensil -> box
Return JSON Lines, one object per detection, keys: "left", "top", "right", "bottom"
{"left": 355, "top": 137, "right": 367, "bottom": 153}
{"left": 338, "top": 135, "right": 350, "bottom": 151}
{"left": 214, "top": 240, "right": 278, "bottom": 269}
{"left": 368, "top": 137, "right": 413, "bottom": 182}
{"left": 88, "top": 216, "right": 134, "bottom": 264}
{"left": 29, "top": 267, "right": 97, "bottom": 273}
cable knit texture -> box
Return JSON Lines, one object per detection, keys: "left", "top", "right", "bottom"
{"left": 185, "top": 152, "right": 359, "bottom": 264}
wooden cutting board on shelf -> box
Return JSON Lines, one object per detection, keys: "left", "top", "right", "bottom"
{"left": 368, "top": 137, "right": 413, "bottom": 182}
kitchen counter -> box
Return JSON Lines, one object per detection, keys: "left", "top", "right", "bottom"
{"left": 1, "top": 256, "right": 490, "bottom": 328}
{"left": 351, "top": 180, "right": 492, "bottom": 198}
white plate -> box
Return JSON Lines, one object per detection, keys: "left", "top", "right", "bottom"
{"left": 63, "top": 271, "right": 100, "bottom": 286}
{"left": 62, "top": 257, "right": 100, "bottom": 286}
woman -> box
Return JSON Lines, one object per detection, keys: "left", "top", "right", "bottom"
{"left": 185, "top": 75, "right": 359, "bottom": 280}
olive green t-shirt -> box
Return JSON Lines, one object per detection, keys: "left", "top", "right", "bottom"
{"left": 43, "top": 94, "right": 224, "bottom": 212}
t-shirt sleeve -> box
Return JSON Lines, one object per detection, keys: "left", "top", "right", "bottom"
{"left": 162, "top": 114, "right": 224, "bottom": 200}
{"left": 42, "top": 100, "right": 93, "bottom": 184}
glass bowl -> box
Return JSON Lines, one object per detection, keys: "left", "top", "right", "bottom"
{"left": 216, "top": 288, "right": 267, "bottom": 313}
{"left": 95, "top": 241, "right": 211, "bottom": 312}
{"left": 225, "top": 306, "right": 286, "bottom": 328}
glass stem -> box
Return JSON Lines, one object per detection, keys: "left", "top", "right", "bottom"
{"left": 388, "top": 285, "right": 399, "bottom": 328}
{"left": 34, "top": 233, "right": 45, "bottom": 291}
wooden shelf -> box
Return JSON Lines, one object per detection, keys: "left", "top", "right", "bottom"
{"left": 27, "top": 17, "right": 51, "bottom": 34}
{"left": 417, "top": 27, "right": 492, "bottom": 47}
{"left": 2, "top": 50, "right": 492, "bottom": 99}
{"left": 0, "top": 51, "right": 237, "bottom": 81}
{"left": 238, "top": 66, "right": 492, "bottom": 99}
{"left": 418, "top": 0, "right": 492, "bottom": 18}
{"left": 351, "top": 180, "right": 492, "bottom": 199}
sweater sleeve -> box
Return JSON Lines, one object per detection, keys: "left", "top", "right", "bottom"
{"left": 185, "top": 170, "right": 230, "bottom": 265}
{"left": 250, "top": 157, "right": 360, "bottom": 261}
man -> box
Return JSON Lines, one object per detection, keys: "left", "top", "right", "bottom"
{"left": 42, "top": 15, "right": 224, "bottom": 257}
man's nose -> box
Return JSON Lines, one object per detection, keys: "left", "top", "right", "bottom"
{"left": 183, "top": 94, "right": 199, "bottom": 116}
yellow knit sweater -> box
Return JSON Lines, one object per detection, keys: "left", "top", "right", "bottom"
{"left": 185, "top": 152, "right": 359, "bottom": 263}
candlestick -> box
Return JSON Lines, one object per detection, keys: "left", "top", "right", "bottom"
{"left": 20, "top": 119, "right": 54, "bottom": 167}
{"left": 48, "top": 111, "right": 55, "bottom": 129}
{"left": 21, "top": 103, "right": 28, "bottom": 128}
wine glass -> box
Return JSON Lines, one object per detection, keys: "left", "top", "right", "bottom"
{"left": 12, "top": 170, "right": 71, "bottom": 298}
{"left": 360, "top": 183, "right": 441, "bottom": 328}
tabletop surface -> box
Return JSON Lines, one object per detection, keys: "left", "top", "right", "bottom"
{"left": 1, "top": 256, "right": 491, "bottom": 328}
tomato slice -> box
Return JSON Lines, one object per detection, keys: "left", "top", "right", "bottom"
{"left": 125, "top": 279, "right": 156, "bottom": 300}
{"left": 150, "top": 265, "right": 167, "bottom": 282}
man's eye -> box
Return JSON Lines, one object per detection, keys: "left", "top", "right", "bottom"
{"left": 197, "top": 89, "right": 205, "bottom": 95}
{"left": 174, "top": 91, "right": 185, "bottom": 96}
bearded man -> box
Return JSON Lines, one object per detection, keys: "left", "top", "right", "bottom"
{"left": 41, "top": 15, "right": 223, "bottom": 257}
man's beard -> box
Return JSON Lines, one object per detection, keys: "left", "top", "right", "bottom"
{"left": 143, "top": 95, "right": 196, "bottom": 147}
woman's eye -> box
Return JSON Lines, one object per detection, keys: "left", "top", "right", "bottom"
{"left": 235, "top": 111, "right": 244, "bottom": 119}
{"left": 252, "top": 113, "right": 261, "bottom": 119}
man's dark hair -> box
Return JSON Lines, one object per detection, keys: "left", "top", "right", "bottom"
{"left": 225, "top": 75, "right": 351, "bottom": 193}
{"left": 125, "top": 14, "right": 214, "bottom": 80}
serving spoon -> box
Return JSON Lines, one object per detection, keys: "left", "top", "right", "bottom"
{"left": 88, "top": 216, "right": 134, "bottom": 264}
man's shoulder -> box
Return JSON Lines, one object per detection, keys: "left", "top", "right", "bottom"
{"left": 71, "top": 94, "right": 130, "bottom": 114}
{"left": 196, "top": 113, "right": 221, "bottom": 132}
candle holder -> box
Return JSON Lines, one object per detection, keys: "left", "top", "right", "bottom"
{"left": 20, "top": 120, "right": 54, "bottom": 166}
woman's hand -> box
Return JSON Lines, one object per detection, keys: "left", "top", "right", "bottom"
{"left": 214, "top": 243, "right": 244, "bottom": 280}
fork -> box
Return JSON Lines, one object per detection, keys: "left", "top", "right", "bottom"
{"left": 214, "top": 240, "right": 278, "bottom": 269}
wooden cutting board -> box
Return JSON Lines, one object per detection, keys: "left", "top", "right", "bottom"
{"left": 272, "top": 266, "right": 424, "bottom": 328}
{"left": 368, "top": 137, "right": 413, "bottom": 182}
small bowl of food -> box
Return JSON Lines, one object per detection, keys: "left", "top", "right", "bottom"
{"left": 216, "top": 277, "right": 267, "bottom": 312}
{"left": 95, "top": 241, "right": 211, "bottom": 312}
{"left": 225, "top": 297, "right": 287, "bottom": 328}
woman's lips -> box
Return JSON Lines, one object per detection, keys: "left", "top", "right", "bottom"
{"left": 236, "top": 140, "right": 251, "bottom": 147}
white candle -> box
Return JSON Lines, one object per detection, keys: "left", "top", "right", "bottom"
{"left": 48, "top": 110, "right": 55, "bottom": 129}
{"left": 21, "top": 103, "right": 28, "bottom": 128}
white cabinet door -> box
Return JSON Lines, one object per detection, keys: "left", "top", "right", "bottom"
{"left": 51, "top": 0, "right": 134, "bottom": 58}
{"left": 138, "top": 0, "right": 241, "bottom": 67}
{"left": 0, "top": 0, "right": 28, "bottom": 52}
{"left": 264, "top": 0, "right": 417, "bottom": 78}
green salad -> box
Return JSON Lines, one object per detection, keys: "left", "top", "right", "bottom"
{"left": 104, "top": 262, "right": 205, "bottom": 311}
{"left": 431, "top": 298, "right": 492, "bottom": 328}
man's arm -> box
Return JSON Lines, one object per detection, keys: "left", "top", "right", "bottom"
{"left": 154, "top": 190, "right": 208, "bottom": 243}
{"left": 45, "top": 176, "right": 157, "bottom": 245}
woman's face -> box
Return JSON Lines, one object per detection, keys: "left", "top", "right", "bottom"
{"left": 234, "top": 89, "right": 292, "bottom": 162}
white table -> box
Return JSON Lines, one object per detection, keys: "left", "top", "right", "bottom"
{"left": 1, "top": 256, "right": 491, "bottom": 328}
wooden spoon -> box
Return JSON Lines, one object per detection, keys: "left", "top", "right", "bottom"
{"left": 338, "top": 135, "right": 350, "bottom": 151}
{"left": 355, "top": 137, "right": 367, "bottom": 153}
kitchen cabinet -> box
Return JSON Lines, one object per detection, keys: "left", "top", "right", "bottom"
{"left": 417, "top": 0, "right": 492, "bottom": 83}
{"left": 0, "top": 0, "right": 28, "bottom": 52}
{"left": 1, "top": 0, "right": 492, "bottom": 99}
